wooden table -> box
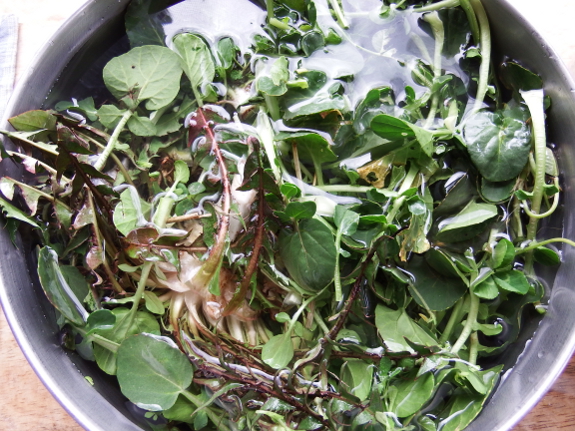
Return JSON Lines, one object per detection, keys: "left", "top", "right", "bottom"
{"left": 1, "top": 0, "right": 575, "bottom": 429}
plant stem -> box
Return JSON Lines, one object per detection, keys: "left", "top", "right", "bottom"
{"left": 386, "top": 164, "right": 419, "bottom": 222}
{"left": 516, "top": 237, "right": 575, "bottom": 255}
{"left": 451, "top": 292, "right": 479, "bottom": 355}
{"left": 468, "top": 332, "right": 479, "bottom": 365}
{"left": 414, "top": 0, "right": 460, "bottom": 13}
{"left": 460, "top": 0, "right": 480, "bottom": 43}
{"left": 439, "top": 297, "right": 464, "bottom": 344}
{"left": 315, "top": 185, "right": 372, "bottom": 193}
{"left": 470, "top": 0, "right": 491, "bottom": 112}
{"left": 94, "top": 109, "right": 133, "bottom": 171}
{"left": 521, "top": 89, "right": 547, "bottom": 272}
{"left": 264, "top": 94, "right": 280, "bottom": 121}
{"left": 328, "top": 0, "right": 349, "bottom": 29}
{"left": 422, "top": 11, "right": 445, "bottom": 129}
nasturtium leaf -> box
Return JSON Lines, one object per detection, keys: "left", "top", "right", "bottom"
{"left": 533, "top": 246, "right": 561, "bottom": 266}
{"left": 463, "top": 105, "right": 531, "bottom": 182}
{"left": 492, "top": 238, "right": 515, "bottom": 269}
{"left": 301, "top": 31, "right": 325, "bottom": 56}
{"left": 279, "top": 218, "right": 337, "bottom": 291}
{"left": 436, "top": 201, "right": 498, "bottom": 243}
{"left": 282, "top": 201, "right": 317, "bottom": 221}
{"left": 375, "top": 304, "right": 438, "bottom": 353}
{"left": 280, "top": 183, "right": 301, "bottom": 199}
{"left": 493, "top": 270, "right": 530, "bottom": 295}
{"left": 173, "top": 33, "right": 215, "bottom": 97}
{"left": 390, "top": 372, "right": 435, "bottom": 418}
{"left": 261, "top": 333, "right": 294, "bottom": 369}
{"left": 103, "top": 45, "right": 183, "bottom": 110}
{"left": 37, "top": 246, "right": 89, "bottom": 326}
{"left": 217, "top": 37, "right": 236, "bottom": 70}
{"left": 113, "top": 188, "right": 152, "bottom": 236}
{"left": 117, "top": 334, "right": 193, "bottom": 411}
{"left": 370, "top": 114, "right": 434, "bottom": 157}
{"left": 354, "top": 87, "right": 395, "bottom": 134}
{"left": 342, "top": 359, "right": 373, "bottom": 401}
{"left": 405, "top": 255, "right": 467, "bottom": 311}
{"left": 8, "top": 109, "right": 56, "bottom": 132}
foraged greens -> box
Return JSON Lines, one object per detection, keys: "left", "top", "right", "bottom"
{"left": 0, "top": 0, "right": 570, "bottom": 429}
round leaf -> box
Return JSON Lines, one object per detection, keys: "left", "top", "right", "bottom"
{"left": 279, "top": 218, "right": 337, "bottom": 290}
{"left": 103, "top": 45, "right": 183, "bottom": 110}
{"left": 117, "top": 334, "right": 193, "bottom": 411}
{"left": 464, "top": 105, "right": 531, "bottom": 182}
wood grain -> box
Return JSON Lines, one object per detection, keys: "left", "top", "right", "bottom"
{"left": 0, "top": 0, "right": 575, "bottom": 430}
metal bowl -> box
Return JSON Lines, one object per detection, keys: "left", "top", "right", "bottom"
{"left": 1, "top": 1, "right": 574, "bottom": 430}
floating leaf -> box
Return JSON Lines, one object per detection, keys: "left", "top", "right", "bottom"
{"left": 279, "top": 218, "right": 337, "bottom": 290}
{"left": 436, "top": 201, "right": 498, "bottom": 243}
{"left": 117, "top": 334, "right": 193, "bottom": 411}
{"left": 464, "top": 104, "right": 531, "bottom": 182}
{"left": 173, "top": 33, "right": 215, "bottom": 97}
{"left": 103, "top": 45, "right": 183, "bottom": 110}
{"left": 493, "top": 270, "right": 530, "bottom": 295}
{"left": 371, "top": 114, "right": 434, "bottom": 157}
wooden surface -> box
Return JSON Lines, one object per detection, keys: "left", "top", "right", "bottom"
{"left": 1, "top": 0, "right": 575, "bottom": 430}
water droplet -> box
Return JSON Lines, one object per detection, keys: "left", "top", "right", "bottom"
{"left": 538, "top": 351, "right": 545, "bottom": 359}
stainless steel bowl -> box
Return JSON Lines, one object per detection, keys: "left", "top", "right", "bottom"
{"left": 1, "top": 1, "right": 574, "bottom": 430}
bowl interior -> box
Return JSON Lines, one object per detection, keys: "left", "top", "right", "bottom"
{"left": 1, "top": 0, "right": 575, "bottom": 430}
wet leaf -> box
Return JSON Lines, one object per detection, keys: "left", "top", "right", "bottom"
{"left": 436, "top": 201, "right": 498, "bottom": 243}
{"left": 375, "top": 304, "right": 438, "bottom": 353}
{"left": 464, "top": 104, "right": 531, "bottom": 182}
{"left": 103, "top": 45, "right": 183, "bottom": 110}
{"left": 493, "top": 270, "right": 530, "bottom": 295}
{"left": 117, "top": 333, "right": 193, "bottom": 411}
{"left": 173, "top": 33, "right": 215, "bottom": 97}
{"left": 342, "top": 359, "right": 373, "bottom": 401}
{"left": 37, "top": 246, "right": 89, "bottom": 326}
{"left": 390, "top": 372, "right": 435, "bottom": 418}
{"left": 279, "top": 218, "right": 337, "bottom": 290}
{"left": 261, "top": 333, "right": 294, "bottom": 369}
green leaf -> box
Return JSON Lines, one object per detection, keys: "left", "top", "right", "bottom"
{"left": 125, "top": 0, "right": 167, "bottom": 48}
{"left": 37, "top": 247, "right": 88, "bottom": 326}
{"left": 127, "top": 114, "right": 157, "bottom": 136}
{"left": 279, "top": 201, "right": 316, "bottom": 221}
{"left": 370, "top": 114, "right": 435, "bottom": 157}
{"left": 473, "top": 276, "right": 499, "bottom": 300}
{"left": 8, "top": 109, "right": 56, "bottom": 132}
{"left": 173, "top": 160, "right": 190, "bottom": 185}
{"left": 86, "top": 309, "right": 116, "bottom": 334}
{"left": 533, "top": 246, "right": 560, "bottom": 266}
{"left": 281, "top": 70, "right": 346, "bottom": 119}
{"left": 163, "top": 395, "right": 196, "bottom": 423}
{"left": 279, "top": 218, "right": 337, "bottom": 290}
{"left": 144, "top": 291, "right": 165, "bottom": 315}
{"left": 173, "top": 33, "right": 215, "bottom": 97}
{"left": 97, "top": 104, "right": 126, "bottom": 129}
{"left": 390, "top": 372, "right": 435, "bottom": 418}
{"left": 276, "top": 131, "right": 338, "bottom": 164}
{"left": 93, "top": 307, "right": 161, "bottom": 375}
{"left": 117, "top": 334, "right": 193, "bottom": 411}
{"left": 113, "top": 188, "right": 151, "bottom": 236}
{"left": 492, "top": 238, "right": 515, "bottom": 269}
{"left": 261, "top": 333, "right": 294, "bottom": 369}
{"left": 405, "top": 255, "right": 467, "bottom": 311}
{"left": 335, "top": 207, "right": 360, "bottom": 236}
{"left": 480, "top": 178, "right": 515, "bottom": 203}
{"left": 436, "top": 201, "right": 498, "bottom": 243}
{"left": 342, "top": 359, "right": 373, "bottom": 401}
{"left": 103, "top": 45, "right": 183, "bottom": 110}
{"left": 375, "top": 304, "right": 438, "bottom": 353}
{"left": 464, "top": 105, "right": 531, "bottom": 182}
{"left": 493, "top": 270, "right": 530, "bottom": 294}
{"left": 257, "top": 56, "right": 289, "bottom": 96}
{"left": 0, "top": 196, "right": 39, "bottom": 228}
